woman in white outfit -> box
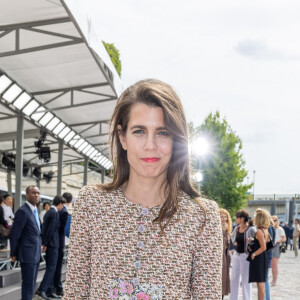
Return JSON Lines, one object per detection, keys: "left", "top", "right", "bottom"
{"left": 271, "top": 215, "right": 286, "bottom": 285}
{"left": 230, "top": 210, "right": 256, "bottom": 300}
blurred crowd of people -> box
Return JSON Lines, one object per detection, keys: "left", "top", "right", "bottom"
{"left": 220, "top": 207, "right": 300, "bottom": 300}
{"left": 0, "top": 188, "right": 73, "bottom": 300}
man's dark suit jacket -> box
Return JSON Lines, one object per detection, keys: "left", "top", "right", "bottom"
{"left": 58, "top": 206, "right": 68, "bottom": 248}
{"left": 10, "top": 203, "right": 42, "bottom": 264}
{"left": 42, "top": 207, "right": 60, "bottom": 248}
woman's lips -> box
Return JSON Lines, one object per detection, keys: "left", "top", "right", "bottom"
{"left": 141, "top": 157, "right": 160, "bottom": 163}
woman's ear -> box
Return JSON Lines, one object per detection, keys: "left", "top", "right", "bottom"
{"left": 117, "top": 125, "right": 127, "bottom": 150}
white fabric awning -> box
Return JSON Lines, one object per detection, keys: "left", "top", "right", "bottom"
{"left": 0, "top": 0, "right": 123, "bottom": 171}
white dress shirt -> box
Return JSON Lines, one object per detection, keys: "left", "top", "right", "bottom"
{"left": 3, "top": 203, "right": 14, "bottom": 226}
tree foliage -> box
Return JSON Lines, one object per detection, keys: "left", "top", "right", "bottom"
{"left": 191, "top": 112, "right": 252, "bottom": 216}
{"left": 102, "top": 41, "right": 122, "bottom": 77}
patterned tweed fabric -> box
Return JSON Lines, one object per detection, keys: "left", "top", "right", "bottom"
{"left": 64, "top": 186, "right": 222, "bottom": 299}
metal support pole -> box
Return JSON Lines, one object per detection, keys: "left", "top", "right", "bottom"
{"left": 56, "top": 140, "right": 63, "bottom": 196}
{"left": 7, "top": 170, "right": 12, "bottom": 195}
{"left": 101, "top": 167, "right": 105, "bottom": 184}
{"left": 15, "top": 113, "right": 24, "bottom": 211}
{"left": 83, "top": 157, "right": 88, "bottom": 186}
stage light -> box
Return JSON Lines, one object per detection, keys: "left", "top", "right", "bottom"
{"left": 34, "top": 131, "right": 51, "bottom": 163}
{"left": 43, "top": 171, "right": 54, "bottom": 184}
{"left": 38, "top": 147, "right": 51, "bottom": 162}
{"left": 32, "top": 167, "right": 41, "bottom": 179}
{"left": 1, "top": 153, "right": 15, "bottom": 170}
{"left": 23, "top": 163, "right": 30, "bottom": 177}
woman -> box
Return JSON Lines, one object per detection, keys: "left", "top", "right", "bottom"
{"left": 248, "top": 208, "right": 270, "bottom": 300}
{"left": 220, "top": 208, "right": 232, "bottom": 299}
{"left": 271, "top": 215, "right": 286, "bottom": 285}
{"left": 230, "top": 209, "right": 256, "bottom": 300}
{"left": 292, "top": 218, "right": 300, "bottom": 257}
{"left": 64, "top": 79, "right": 223, "bottom": 299}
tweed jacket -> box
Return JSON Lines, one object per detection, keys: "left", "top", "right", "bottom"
{"left": 64, "top": 185, "right": 222, "bottom": 299}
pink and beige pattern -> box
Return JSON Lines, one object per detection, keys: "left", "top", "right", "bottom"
{"left": 64, "top": 186, "right": 222, "bottom": 299}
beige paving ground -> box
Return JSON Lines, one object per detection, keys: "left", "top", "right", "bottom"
{"left": 224, "top": 248, "right": 300, "bottom": 300}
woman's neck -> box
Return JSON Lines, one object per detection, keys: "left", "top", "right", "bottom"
{"left": 122, "top": 176, "right": 167, "bottom": 208}
{"left": 239, "top": 223, "right": 248, "bottom": 230}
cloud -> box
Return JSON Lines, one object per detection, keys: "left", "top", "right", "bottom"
{"left": 235, "top": 39, "right": 300, "bottom": 61}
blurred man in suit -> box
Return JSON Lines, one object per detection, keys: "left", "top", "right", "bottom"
{"left": 53, "top": 192, "right": 72, "bottom": 296}
{"left": 36, "top": 196, "right": 65, "bottom": 300}
{"left": 10, "top": 186, "right": 42, "bottom": 300}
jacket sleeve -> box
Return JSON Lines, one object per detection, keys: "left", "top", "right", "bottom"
{"left": 64, "top": 186, "right": 93, "bottom": 299}
{"left": 9, "top": 208, "right": 27, "bottom": 258}
{"left": 191, "top": 199, "right": 222, "bottom": 299}
{"left": 59, "top": 209, "right": 69, "bottom": 234}
{"left": 42, "top": 211, "right": 55, "bottom": 247}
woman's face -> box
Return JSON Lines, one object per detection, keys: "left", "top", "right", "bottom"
{"left": 119, "top": 103, "right": 173, "bottom": 181}
{"left": 220, "top": 213, "right": 228, "bottom": 225}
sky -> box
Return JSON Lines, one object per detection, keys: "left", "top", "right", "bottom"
{"left": 83, "top": 0, "right": 300, "bottom": 195}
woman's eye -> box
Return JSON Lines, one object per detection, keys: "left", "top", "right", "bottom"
{"left": 133, "top": 130, "right": 144, "bottom": 134}
{"left": 158, "top": 131, "right": 169, "bottom": 136}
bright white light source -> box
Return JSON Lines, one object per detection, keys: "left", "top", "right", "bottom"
{"left": 22, "top": 100, "right": 39, "bottom": 116}
{"left": 195, "top": 171, "right": 203, "bottom": 182}
{"left": 53, "top": 122, "right": 65, "bottom": 135}
{"left": 31, "top": 107, "right": 45, "bottom": 121}
{"left": 0, "top": 75, "right": 12, "bottom": 94}
{"left": 46, "top": 117, "right": 60, "bottom": 131}
{"left": 86, "top": 147, "right": 95, "bottom": 156}
{"left": 78, "top": 141, "right": 88, "bottom": 152}
{"left": 96, "top": 155, "right": 104, "bottom": 163}
{"left": 69, "top": 135, "right": 80, "bottom": 146}
{"left": 89, "top": 149, "right": 98, "bottom": 159}
{"left": 39, "top": 112, "right": 54, "bottom": 126}
{"left": 191, "top": 137, "right": 209, "bottom": 156}
{"left": 82, "top": 144, "right": 92, "bottom": 154}
{"left": 64, "top": 131, "right": 75, "bottom": 143}
{"left": 103, "top": 160, "right": 111, "bottom": 169}
{"left": 74, "top": 138, "right": 84, "bottom": 149}
{"left": 58, "top": 127, "right": 71, "bottom": 139}
{"left": 3, "top": 84, "right": 22, "bottom": 103}
{"left": 12, "top": 92, "right": 31, "bottom": 109}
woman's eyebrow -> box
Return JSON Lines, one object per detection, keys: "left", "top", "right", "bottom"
{"left": 130, "top": 125, "right": 168, "bottom": 130}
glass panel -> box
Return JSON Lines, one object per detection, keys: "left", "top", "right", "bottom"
{"left": 78, "top": 141, "right": 88, "bottom": 152}
{"left": 53, "top": 122, "right": 65, "bottom": 135}
{"left": 58, "top": 127, "right": 71, "bottom": 139}
{"left": 89, "top": 149, "right": 98, "bottom": 159}
{"left": 69, "top": 135, "right": 80, "bottom": 146}
{"left": 86, "top": 147, "right": 95, "bottom": 156}
{"left": 31, "top": 107, "right": 45, "bottom": 121}
{"left": 22, "top": 100, "right": 39, "bottom": 116}
{"left": 0, "top": 75, "right": 12, "bottom": 94}
{"left": 12, "top": 92, "right": 31, "bottom": 109}
{"left": 39, "top": 112, "right": 54, "bottom": 126}
{"left": 74, "top": 138, "right": 84, "bottom": 149}
{"left": 46, "top": 117, "right": 60, "bottom": 131}
{"left": 2, "top": 84, "right": 22, "bottom": 103}
{"left": 82, "top": 144, "right": 92, "bottom": 154}
{"left": 64, "top": 131, "right": 76, "bottom": 143}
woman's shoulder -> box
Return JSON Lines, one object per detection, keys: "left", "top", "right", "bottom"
{"left": 179, "top": 193, "right": 219, "bottom": 226}
{"left": 76, "top": 185, "right": 118, "bottom": 206}
{"left": 180, "top": 193, "right": 219, "bottom": 213}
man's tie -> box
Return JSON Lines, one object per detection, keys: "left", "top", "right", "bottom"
{"left": 33, "top": 208, "right": 40, "bottom": 231}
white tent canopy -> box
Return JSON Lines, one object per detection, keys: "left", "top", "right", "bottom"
{"left": 0, "top": 0, "right": 123, "bottom": 172}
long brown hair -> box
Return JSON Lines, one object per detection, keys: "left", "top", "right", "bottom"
{"left": 219, "top": 208, "right": 232, "bottom": 235}
{"left": 100, "top": 79, "right": 201, "bottom": 234}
